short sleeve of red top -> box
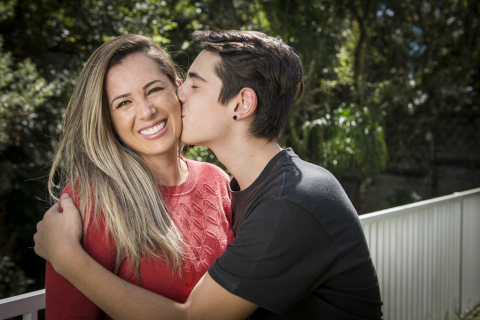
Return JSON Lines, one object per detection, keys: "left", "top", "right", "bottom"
{"left": 45, "top": 159, "right": 233, "bottom": 320}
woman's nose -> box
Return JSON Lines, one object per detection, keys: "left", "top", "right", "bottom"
{"left": 137, "top": 98, "right": 156, "bottom": 119}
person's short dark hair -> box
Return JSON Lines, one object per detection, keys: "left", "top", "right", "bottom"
{"left": 192, "top": 30, "right": 304, "bottom": 141}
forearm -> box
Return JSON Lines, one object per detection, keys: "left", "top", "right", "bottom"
{"left": 46, "top": 262, "right": 103, "bottom": 319}
{"left": 35, "top": 196, "right": 256, "bottom": 320}
{"left": 53, "top": 244, "right": 187, "bottom": 320}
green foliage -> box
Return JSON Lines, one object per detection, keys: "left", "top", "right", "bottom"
{"left": 288, "top": 104, "right": 387, "bottom": 181}
{"left": 0, "top": 0, "right": 16, "bottom": 21}
{"left": 0, "top": 37, "right": 55, "bottom": 151}
{"left": 184, "top": 145, "right": 218, "bottom": 164}
{"left": 184, "top": 145, "right": 227, "bottom": 174}
{"left": 0, "top": 256, "right": 34, "bottom": 299}
{"left": 386, "top": 185, "right": 422, "bottom": 208}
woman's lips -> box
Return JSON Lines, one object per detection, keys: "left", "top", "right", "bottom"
{"left": 138, "top": 118, "right": 166, "bottom": 133}
{"left": 138, "top": 119, "right": 168, "bottom": 140}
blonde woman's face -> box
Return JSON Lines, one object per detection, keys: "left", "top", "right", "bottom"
{"left": 105, "top": 53, "right": 182, "bottom": 159}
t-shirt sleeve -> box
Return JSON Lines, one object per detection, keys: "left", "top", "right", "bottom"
{"left": 45, "top": 187, "right": 116, "bottom": 319}
{"left": 208, "top": 198, "right": 342, "bottom": 314}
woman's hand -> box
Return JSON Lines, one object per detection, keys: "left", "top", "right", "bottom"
{"left": 34, "top": 193, "right": 84, "bottom": 274}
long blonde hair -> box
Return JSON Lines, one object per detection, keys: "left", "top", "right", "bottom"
{"left": 48, "top": 35, "right": 185, "bottom": 278}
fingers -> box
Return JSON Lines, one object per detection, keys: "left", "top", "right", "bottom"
{"left": 46, "top": 202, "right": 61, "bottom": 215}
{"left": 33, "top": 194, "right": 84, "bottom": 265}
{"left": 34, "top": 201, "right": 62, "bottom": 260}
{"left": 60, "top": 193, "right": 82, "bottom": 223}
{"left": 60, "top": 193, "right": 77, "bottom": 212}
{"left": 34, "top": 220, "right": 45, "bottom": 259}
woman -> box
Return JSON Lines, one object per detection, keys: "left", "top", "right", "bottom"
{"left": 46, "top": 34, "right": 234, "bottom": 319}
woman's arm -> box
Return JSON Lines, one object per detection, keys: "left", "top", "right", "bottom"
{"left": 49, "top": 244, "right": 257, "bottom": 320}
{"left": 46, "top": 262, "right": 104, "bottom": 319}
{"left": 45, "top": 189, "right": 116, "bottom": 320}
{"left": 35, "top": 195, "right": 258, "bottom": 320}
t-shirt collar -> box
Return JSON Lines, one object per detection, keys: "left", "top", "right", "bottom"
{"left": 229, "top": 148, "right": 295, "bottom": 198}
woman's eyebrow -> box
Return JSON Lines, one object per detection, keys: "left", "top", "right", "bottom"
{"left": 142, "top": 79, "right": 166, "bottom": 90}
{"left": 111, "top": 93, "right": 131, "bottom": 108}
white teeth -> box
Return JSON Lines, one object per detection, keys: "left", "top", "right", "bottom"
{"left": 140, "top": 121, "right": 166, "bottom": 136}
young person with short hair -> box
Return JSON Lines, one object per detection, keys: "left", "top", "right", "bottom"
{"left": 35, "top": 30, "right": 382, "bottom": 320}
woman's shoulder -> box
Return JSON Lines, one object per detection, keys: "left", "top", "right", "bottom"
{"left": 59, "top": 184, "right": 103, "bottom": 229}
{"left": 59, "top": 183, "right": 95, "bottom": 210}
{"left": 60, "top": 184, "right": 115, "bottom": 264}
{"left": 59, "top": 184, "right": 80, "bottom": 211}
{"left": 185, "top": 159, "right": 230, "bottom": 182}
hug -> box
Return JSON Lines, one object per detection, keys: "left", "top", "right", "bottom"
{"left": 35, "top": 30, "right": 382, "bottom": 319}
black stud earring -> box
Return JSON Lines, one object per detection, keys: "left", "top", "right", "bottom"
{"left": 233, "top": 115, "right": 238, "bottom": 120}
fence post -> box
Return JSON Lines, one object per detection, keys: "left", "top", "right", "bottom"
{"left": 458, "top": 196, "right": 464, "bottom": 316}
{"left": 23, "top": 312, "right": 37, "bottom": 320}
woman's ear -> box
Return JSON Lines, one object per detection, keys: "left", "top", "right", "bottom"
{"left": 233, "top": 88, "right": 257, "bottom": 120}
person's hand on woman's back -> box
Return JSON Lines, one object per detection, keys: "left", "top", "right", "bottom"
{"left": 34, "top": 193, "right": 83, "bottom": 273}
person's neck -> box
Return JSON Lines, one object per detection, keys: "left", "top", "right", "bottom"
{"left": 143, "top": 147, "right": 187, "bottom": 186}
{"left": 210, "top": 138, "right": 282, "bottom": 191}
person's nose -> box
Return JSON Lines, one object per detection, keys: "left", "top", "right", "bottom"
{"left": 137, "top": 97, "right": 156, "bottom": 120}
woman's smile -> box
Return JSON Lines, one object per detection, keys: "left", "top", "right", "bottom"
{"left": 138, "top": 118, "right": 168, "bottom": 139}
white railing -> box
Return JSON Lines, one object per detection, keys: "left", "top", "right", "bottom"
{"left": 360, "top": 187, "right": 480, "bottom": 320}
{"left": 1, "top": 188, "right": 479, "bottom": 320}
{"left": 0, "top": 290, "right": 44, "bottom": 320}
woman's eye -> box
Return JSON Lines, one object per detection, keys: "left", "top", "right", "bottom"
{"left": 148, "top": 87, "right": 164, "bottom": 95}
{"left": 116, "top": 100, "right": 130, "bottom": 109}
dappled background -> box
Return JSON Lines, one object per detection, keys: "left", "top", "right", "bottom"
{"left": 0, "top": 0, "right": 479, "bottom": 299}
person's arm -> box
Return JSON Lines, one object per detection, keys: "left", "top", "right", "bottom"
{"left": 34, "top": 194, "right": 258, "bottom": 320}
{"left": 45, "top": 187, "right": 118, "bottom": 319}
{"left": 46, "top": 261, "right": 104, "bottom": 319}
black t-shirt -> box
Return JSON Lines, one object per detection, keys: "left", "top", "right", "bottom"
{"left": 208, "top": 148, "right": 383, "bottom": 319}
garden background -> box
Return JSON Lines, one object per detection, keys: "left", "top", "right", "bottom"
{"left": 0, "top": 0, "right": 479, "bottom": 299}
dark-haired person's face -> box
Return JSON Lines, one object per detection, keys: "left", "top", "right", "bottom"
{"left": 177, "top": 51, "right": 231, "bottom": 147}
{"left": 105, "top": 53, "right": 182, "bottom": 160}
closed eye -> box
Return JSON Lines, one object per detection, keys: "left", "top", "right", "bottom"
{"left": 148, "top": 87, "right": 164, "bottom": 95}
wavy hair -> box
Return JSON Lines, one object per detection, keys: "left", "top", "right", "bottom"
{"left": 48, "top": 34, "right": 185, "bottom": 278}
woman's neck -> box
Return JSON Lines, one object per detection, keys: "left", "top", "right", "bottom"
{"left": 142, "top": 148, "right": 188, "bottom": 186}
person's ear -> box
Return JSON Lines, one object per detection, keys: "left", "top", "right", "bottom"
{"left": 232, "top": 88, "right": 257, "bottom": 121}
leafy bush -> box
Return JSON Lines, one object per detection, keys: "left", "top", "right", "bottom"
{"left": 0, "top": 256, "right": 34, "bottom": 298}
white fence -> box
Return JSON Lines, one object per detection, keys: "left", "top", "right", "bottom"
{"left": 0, "top": 290, "right": 44, "bottom": 320}
{"left": 1, "top": 188, "right": 479, "bottom": 320}
{"left": 361, "top": 187, "right": 480, "bottom": 320}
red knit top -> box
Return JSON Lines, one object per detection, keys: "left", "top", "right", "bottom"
{"left": 45, "top": 160, "right": 234, "bottom": 319}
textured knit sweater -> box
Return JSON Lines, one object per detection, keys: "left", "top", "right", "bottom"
{"left": 45, "top": 160, "right": 233, "bottom": 320}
